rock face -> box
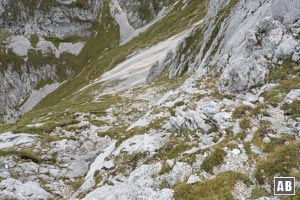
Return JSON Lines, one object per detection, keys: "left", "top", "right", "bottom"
{"left": 271, "top": 0, "right": 300, "bottom": 24}
{"left": 0, "top": 64, "right": 57, "bottom": 123}
{"left": 154, "top": 0, "right": 300, "bottom": 93}
{"left": 118, "top": 0, "right": 174, "bottom": 29}
{"left": 0, "top": 0, "right": 104, "bottom": 38}
{"left": 0, "top": 0, "right": 105, "bottom": 123}
{"left": 215, "top": 0, "right": 300, "bottom": 92}
{"left": 1, "top": 0, "right": 170, "bottom": 39}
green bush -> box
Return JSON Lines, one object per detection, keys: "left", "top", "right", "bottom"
{"left": 282, "top": 100, "right": 300, "bottom": 118}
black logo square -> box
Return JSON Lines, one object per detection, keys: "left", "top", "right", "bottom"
{"left": 274, "top": 177, "right": 295, "bottom": 195}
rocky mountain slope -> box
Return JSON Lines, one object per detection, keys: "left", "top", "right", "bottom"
{"left": 0, "top": 0, "right": 172, "bottom": 123}
{"left": 0, "top": 0, "right": 300, "bottom": 199}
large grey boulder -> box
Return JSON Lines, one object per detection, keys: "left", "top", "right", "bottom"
{"left": 219, "top": 57, "right": 268, "bottom": 93}
{"left": 0, "top": 178, "right": 52, "bottom": 200}
{"left": 275, "top": 35, "right": 298, "bottom": 59}
{"left": 217, "top": 0, "right": 300, "bottom": 92}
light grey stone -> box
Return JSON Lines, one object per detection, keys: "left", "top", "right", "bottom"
{"left": 263, "top": 137, "right": 271, "bottom": 143}
{"left": 231, "top": 149, "right": 241, "bottom": 155}
{"left": 250, "top": 145, "right": 264, "bottom": 157}
{"left": 292, "top": 52, "right": 300, "bottom": 62}
{"left": 219, "top": 57, "right": 268, "bottom": 92}
{"left": 0, "top": 132, "right": 39, "bottom": 149}
{"left": 275, "top": 35, "right": 298, "bottom": 59}
{"left": 165, "top": 162, "right": 192, "bottom": 187}
{"left": 187, "top": 174, "right": 200, "bottom": 184}
{"left": 0, "top": 178, "right": 52, "bottom": 199}
{"left": 167, "top": 110, "right": 211, "bottom": 132}
{"left": 213, "top": 112, "right": 233, "bottom": 130}
{"left": 285, "top": 89, "right": 300, "bottom": 103}
{"left": 197, "top": 99, "right": 220, "bottom": 118}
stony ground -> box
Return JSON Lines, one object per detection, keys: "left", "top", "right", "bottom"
{"left": 0, "top": 65, "right": 299, "bottom": 199}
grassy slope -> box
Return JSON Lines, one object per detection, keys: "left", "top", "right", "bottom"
{"left": 38, "top": 0, "right": 208, "bottom": 107}
{"left": 0, "top": 0, "right": 209, "bottom": 134}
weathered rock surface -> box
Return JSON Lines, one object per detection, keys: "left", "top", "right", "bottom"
{"left": 83, "top": 164, "right": 173, "bottom": 200}
{"left": 285, "top": 89, "right": 300, "bottom": 103}
{"left": 155, "top": 0, "right": 300, "bottom": 93}
{"left": 0, "top": 132, "right": 39, "bottom": 149}
{"left": 0, "top": 178, "right": 52, "bottom": 200}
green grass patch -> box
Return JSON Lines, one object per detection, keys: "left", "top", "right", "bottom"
{"left": 250, "top": 103, "right": 267, "bottom": 116}
{"left": 0, "top": 149, "right": 40, "bottom": 163}
{"left": 251, "top": 187, "right": 268, "bottom": 199}
{"left": 72, "top": 176, "right": 84, "bottom": 191}
{"left": 239, "top": 117, "right": 251, "bottom": 130}
{"left": 114, "top": 152, "right": 149, "bottom": 174}
{"left": 282, "top": 100, "right": 300, "bottom": 118}
{"left": 255, "top": 142, "right": 300, "bottom": 185}
{"left": 174, "top": 172, "right": 251, "bottom": 200}
{"left": 159, "top": 161, "right": 173, "bottom": 175}
{"left": 150, "top": 132, "right": 193, "bottom": 162}
{"left": 232, "top": 105, "right": 252, "bottom": 119}
{"left": 263, "top": 60, "right": 300, "bottom": 106}
{"left": 266, "top": 59, "right": 300, "bottom": 82}
{"left": 261, "top": 89, "right": 282, "bottom": 106}
{"left": 94, "top": 170, "right": 103, "bottom": 185}
{"left": 201, "top": 148, "right": 227, "bottom": 173}
{"left": 173, "top": 101, "right": 185, "bottom": 108}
